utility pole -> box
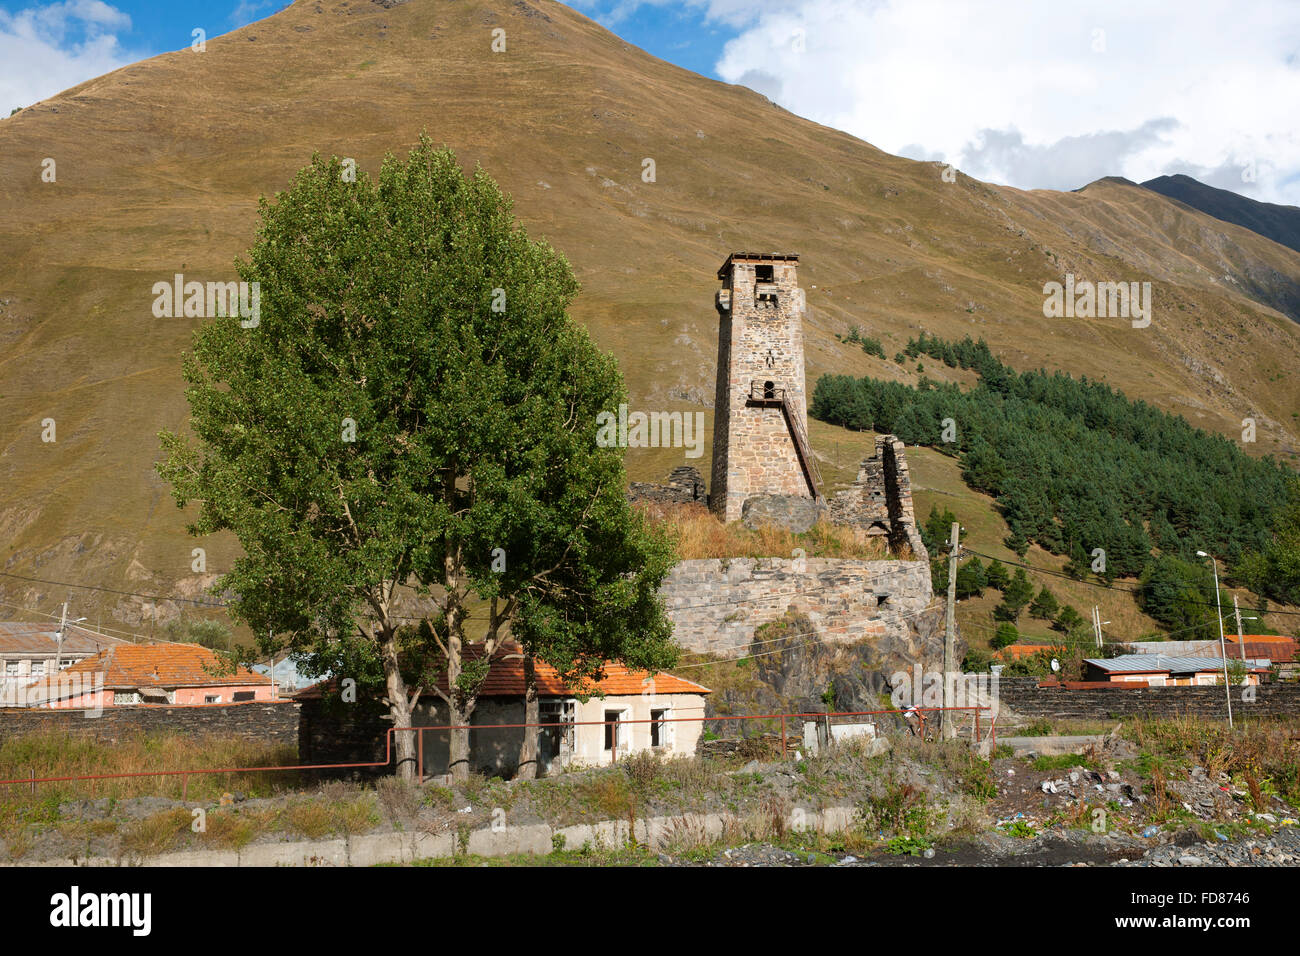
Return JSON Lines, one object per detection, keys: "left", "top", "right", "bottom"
{"left": 1197, "top": 551, "right": 1232, "bottom": 729}
{"left": 1231, "top": 596, "right": 1258, "bottom": 662}
{"left": 1234, "top": 595, "right": 1245, "bottom": 662}
{"left": 943, "top": 521, "right": 959, "bottom": 740}
{"left": 56, "top": 601, "right": 68, "bottom": 675}
{"left": 1092, "top": 606, "right": 1101, "bottom": 649}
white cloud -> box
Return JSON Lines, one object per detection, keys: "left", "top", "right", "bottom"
{"left": 0, "top": 1, "right": 136, "bottom": 116}
{"left": 705, "top": 0, "right": 1300, "bottom": 204}
{"left": 230, "top": 1, "right": 278, "bottom": 28}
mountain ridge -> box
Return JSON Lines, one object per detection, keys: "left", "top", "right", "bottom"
{"left": 1142, "top": 172, "right": 1300, "bottom": 259}
{"left": 0, "top": 0, "right": 1297, "bottom": 629}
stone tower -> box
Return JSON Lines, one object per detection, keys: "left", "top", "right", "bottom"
{"left": 709, "top": 252, "right": 821, "bottom": 523}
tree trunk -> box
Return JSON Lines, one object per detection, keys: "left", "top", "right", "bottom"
{"left": 516, "top": 652, "right": 539, "bottom": 780}
{"left": 448, "top": 696, "right": 473, "bottom": 781}
{"left": 381, "top": 630, "right": 418, "bottom": 782}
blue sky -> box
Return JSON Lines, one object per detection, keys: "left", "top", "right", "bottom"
{"left": 3, "top": 0, "right": 1299, "bottom": 204}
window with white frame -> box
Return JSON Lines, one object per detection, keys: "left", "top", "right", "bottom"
{"left": 650, "top": 708, "right": 671, "bottom": 749}
{"left": 30, "top": 660, "right": 45, "bottom": 677}
{"left": 603, "top": 709, "right": 628, "bottom": 752}
{"left": 4, "top": 661, "right": 17, "bottom": 677}
{"left": 113, "top": 692, "right": 140, "bottom": 706}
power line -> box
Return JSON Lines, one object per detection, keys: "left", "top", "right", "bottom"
{"left": 960, "top": 547, "right": 1300, "bottom": 619}
{"left": 0, "top": 569, "right": 231, "bottom": 608}
{"left": 0, "top": 598, "right": 149, "bottom": 643}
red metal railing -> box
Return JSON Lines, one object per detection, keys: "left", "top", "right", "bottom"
{"left": 0, "top": 705, "right": 992, "bottom": 795}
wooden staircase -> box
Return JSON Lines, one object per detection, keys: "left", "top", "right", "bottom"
{"left": 781, "top": 394, "right": 822, "bottom": 499}
{"left": 746, "top": 381, "right": 823, "bottom": 498}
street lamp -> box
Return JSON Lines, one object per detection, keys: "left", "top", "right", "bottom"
{"left": 1196, "top": 551, "right": 1233, "bottom": 728}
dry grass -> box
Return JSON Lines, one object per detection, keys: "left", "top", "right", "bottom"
{"left": 640, "top": 502, "right": 893, "bottom": 561}
{"left": 375, "top": 776, "right": 423, "bottom": 826}
{"left": 201, "top": 808, "right": 277, "bottom": 850}
{"left": 579, "top": 775, "right": 633, "bottom": 820}
{"left": 0, "top": 729, "right": 300, "bottom": 805}
{"left": 1128, "top": 717, "right": 1300, "bottom": 809}
{"left": 121, "top": 807, "right": 193, "bottom": 857}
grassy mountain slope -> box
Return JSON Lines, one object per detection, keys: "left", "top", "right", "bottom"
{"left": 1, "top": 0, "right": 1298, "bottom": 631}
{"left": 1143, "top": 173, "right": 1300, "bottom": 259}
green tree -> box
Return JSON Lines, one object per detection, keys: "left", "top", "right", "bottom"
{"left": 955, "top": 557, "right": 987, "bottom": 599}
{"left": 1028, "top": 586, "right": 1060, "bottom": 621}
{"left": 991, "top": 621, "right": 1019, "bottom": 649}
{"left": 993, "top": 568, "right": 1035, "bottom": 622}
{"left": 162, "top": 617, "right": 233, "bottom": 651}
{"left": 1137, "top": 555, "right": 1217, "bottom": 633}
{"left": 157, "top": 140, "right": 676, "bottom": 781}
{"left": 1240, "top": 476, "right": 1300, "bottom": 605}
{"left": 962, "top": 645, "right": 994, "bottom": 672}
{"left": 1052, "top": 604, "right": 1085, "bottom": 633}
{"left": 922, "top": 504, "right": 957, "bottom": 555}
{"left": 985, "top": 559, "right": 1010, "bottom": 591}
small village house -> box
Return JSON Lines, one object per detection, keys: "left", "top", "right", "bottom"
{"left": 297, "top": 642, "right": 711, "bottom": 778}
{"left": 0, "top": 622, "right": 129, "bottom": 706}
{"left": 1083, "top": 654, "right": 1271, "bottom": 686}
{"left": 24, "top": 643, "right": 274, "bottom": 708}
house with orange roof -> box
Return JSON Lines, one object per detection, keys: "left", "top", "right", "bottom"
{"left": 25, "top": 643, "right": 273, "bottom": 709}
{"left": 296, "top": 641, "right": 711, "bottom": 778}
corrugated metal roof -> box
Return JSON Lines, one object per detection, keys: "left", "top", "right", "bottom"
{"left": 1086, "top": 654, "right": 1272, "bottom": 674}
{"left": 0, "top": 622, "right": 130, "bottom": 655}
{"left": 1126, "top": 638, "right": 1296, "bottom": 663}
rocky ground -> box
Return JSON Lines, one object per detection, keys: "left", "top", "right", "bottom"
{"left": 668, "top": 825, "right": 1300, "bottom": 867}
{"left": 5, "top": 720, "right": 1297, "bottom": 867}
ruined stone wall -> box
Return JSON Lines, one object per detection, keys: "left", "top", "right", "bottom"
{"left": 628, "top": 466, "right": 707, "bottom": 506}
{"left": 710, "top": 258, "right": 812, "bottom": 522}
{"left": 828, "top": 435, "right": 928, "bottom": 560}
{"left": 662, "top": 557, "right": 933, "bottom": 657}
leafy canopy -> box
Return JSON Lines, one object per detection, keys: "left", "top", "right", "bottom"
{"left": 158, "top": 138, "right": 676, "bottom": 695}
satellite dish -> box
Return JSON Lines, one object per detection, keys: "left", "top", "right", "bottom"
{"left": 1050, "top": 658, "right": 1061, "bottom": 673}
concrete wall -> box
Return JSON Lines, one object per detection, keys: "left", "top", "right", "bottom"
{"left": 994, "top": 677, "right": 1300, "bottom": 722}
{"left": 662, "top": 556, "right": 932, "bottom": 656}
{"left": 568, "top": 692, "right": 707, "bottom": 767}
{"left": 18, "top": 805, "right": 867, "bottom": 867}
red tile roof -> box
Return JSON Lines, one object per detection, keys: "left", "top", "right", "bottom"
{"left": 29, "top": 642, "right": 271, "bottom": 696}
{"left": 296, "top": 643, "right": 710, "bottom": 700}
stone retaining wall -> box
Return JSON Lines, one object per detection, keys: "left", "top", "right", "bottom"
{"left": 994, "top": 677, "right": 1300, "bottom": 722}
{"left": 0, "top": 701, "right": 300, "bottom": 749}
{"left": 662, "top": 557, "right": 932, "bottom": 656}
